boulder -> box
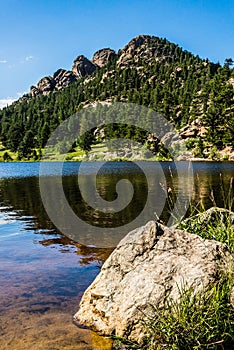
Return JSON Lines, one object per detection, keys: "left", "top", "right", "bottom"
{"left": 160, "top": 131, "right": 180, "bottom": 147}
{"left": 92, "top": 48, "right": 116, "bottom": 67}
{"left": 72, "top": 55, "right": 97, "bottom": 78}
{"left": 75, "top": 221, "right": 233, "bottom": 344}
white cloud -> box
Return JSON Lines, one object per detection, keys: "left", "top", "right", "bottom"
{"left": 0, "top": 60, "right": 7, "bottom": 64}
{"left": 25, "top": 55, "right": 34, "bottom": 61}
{"left": 0, "top": 98, "right": 16, "bottom": 109}
{"left": 0, "top": 92, "right": 27, "bottom": 109}
{"left": 20, "top": 55, "right": 34, "bottom": 64}
{"left": 16, "top": 91, "right": 27, "bottom": 97}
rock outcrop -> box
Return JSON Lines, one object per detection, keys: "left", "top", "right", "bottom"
{"left": 92, "top": 48, "right": 116, "bottom": 67}
{"left": 180, "top": 119, "right": 207, "bottom": 139}
{"left": 30, "top": 55, "right": 99, "bottom": 97}
{"left": 29, "top": 35, "right": 173, "bottom": 97}
{"left": 75, "top": 221, "right": 233, "bottom": 344}
{"left": 53, "top": 69, "right": 77, "bottom": 90}
{"left": 30, "top": 85, "right": 40, "bottom": 97}
{"left": 72, "top": 55, "right": 97, "bottom": 78}
{"left": 37, "top": 76, "right": 56, "bottom": 95}
{"left": 30, "top": 69, "right": 77, "bottom": 96}
{"left": 117, "top": 34, "right": 166, "bottom": 68}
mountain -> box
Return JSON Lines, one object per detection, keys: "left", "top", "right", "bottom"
{"left": 0, "top": 35, "right": 233, "bottom": 160}
{"left": 30, "top": 48, "right": 117, "bottom": 97}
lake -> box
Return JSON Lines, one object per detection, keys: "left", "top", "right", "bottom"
{"left": 0, "top": 161, "right": 233, "bottom": 349}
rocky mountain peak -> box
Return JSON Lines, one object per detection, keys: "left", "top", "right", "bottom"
{"left": 30, "top": 76, "right": 56, "bottom": 96}
{"left": 117, "top": 34, "right": 159, "bottom": 67}
{"left": 30, "top": 69, "right": 77, "bottom": 97}
{"left": 53, "top": 69, "right": 77, "bottom": 90}
{"left": 30, "top": 54, "right": 99, "bottom": 97}
{"left": 122, "top": 34, "right": 155, "bottom": 52}
{"left": 72, "top": 55, "right": 97, "bottom": 78}
{"left": 53, "top": 68, "right": 66, "bottom": 79}
{"left": 92, "top": 48, "right": 116, "bottom": 67}
{"left": 29, "top": 35, "right": 167, "bottom": 98}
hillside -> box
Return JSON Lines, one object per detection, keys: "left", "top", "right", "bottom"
{"left": 0, "top": 35, "right": 233, "bottom": 161}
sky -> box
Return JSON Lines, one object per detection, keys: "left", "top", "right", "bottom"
{"left": 0, "top": 0, "right": 234, "bottom": 108}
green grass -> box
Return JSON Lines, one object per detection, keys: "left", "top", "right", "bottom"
{"left": 178, "top": 207, "right": 234, "bottom": 253}
{"left": 178, "top": 179, "right": 234, "bottom": 252}
{"left": 0, "top": 143, "right": 18, "bottom": 161}
{"left": 142, "top": 278, "right": 234, "bottom": 350}
{"left": 0, "top": 140, "right": 176, "bottom": 162}
{"left": 0, "top": 143, "right": 87, "bottom": 162}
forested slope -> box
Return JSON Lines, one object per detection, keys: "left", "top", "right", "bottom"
{"left": 0, "top": 35, "right": 233, "bottom": 160}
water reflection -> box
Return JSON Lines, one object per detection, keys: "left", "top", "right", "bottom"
{"left": 0, "top": 162, "right": 233, "bottom": 247}
{"left": 0, "top": 161, "right": 233, "bottom": 349}
{"left": 39, "top": 235, "right": 114, "bottom": 266}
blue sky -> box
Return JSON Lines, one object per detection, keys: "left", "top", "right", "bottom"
{"left": 0, "top": 0, "right": 234, "bottom": 108}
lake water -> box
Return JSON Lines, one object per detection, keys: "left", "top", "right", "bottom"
{"left": 0, "top": 161, "right": 233, "bottom": 349}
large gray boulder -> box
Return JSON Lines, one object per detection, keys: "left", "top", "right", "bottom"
{"left": 74, "top": 221, "right": 233, "bottom": 344}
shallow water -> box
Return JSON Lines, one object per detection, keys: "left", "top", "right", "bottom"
{"left": 0, "top": 209, "right": 113, "bottom": 349}
{"left": 0, "top": 161, "right": 233, "bottom": 349}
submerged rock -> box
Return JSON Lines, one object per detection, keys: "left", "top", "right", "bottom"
{"left": 75, "top": 221, "right": 233, "bottom": 344}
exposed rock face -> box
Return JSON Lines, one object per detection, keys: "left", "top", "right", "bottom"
{"left": 180, "top": 119, "right": 207, "bottom": 139}
{"left": 30, "top": 85, "right": 40, "bottom": 97}
{"left": 75, "top": 221, "right": 233, "bottom": 344}
{"left": 30, "top": 69, "right": 78, "bottom": 96}
{"left": 72, "top": 55, "right": 97, "bottom": 78}
{"left": 53, "top": 69, "right": 77, "bottom": 90}
{"left": 117, "top": 35, "right": 161, "bottom": 67}
{"left": 228, "top": 77, "right": 234, "bottom": 88}
{"left": 92, "top": 48, "right": 116, "bottom": 67}
{"left": 37, "top": 76, "right": 56, "bottom": 95}
{"left": 30, "top": 48, "right": 115, "bottom": 98}
{"left": 160, "top": 131, "right": 180, "bottom": 147}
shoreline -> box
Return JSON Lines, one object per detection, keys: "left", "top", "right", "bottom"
{"left": 0, "top": 157, "right": 234, "bottom": 163}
